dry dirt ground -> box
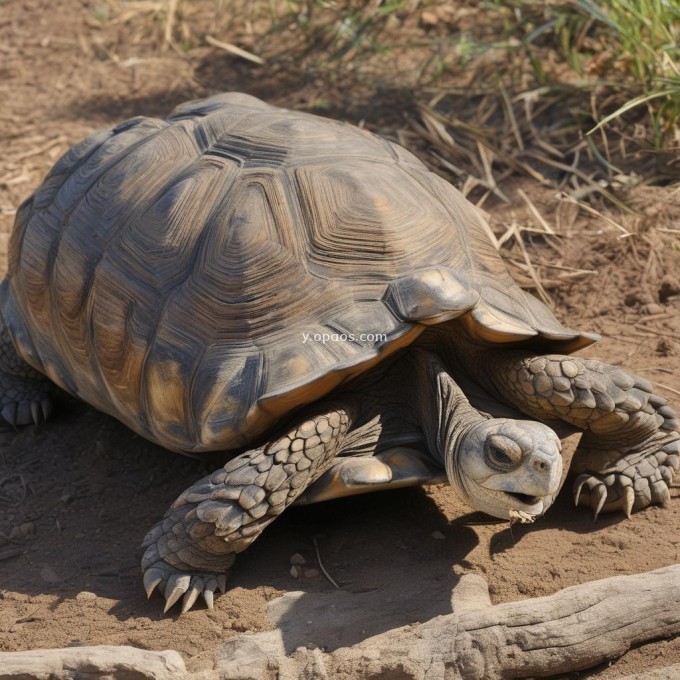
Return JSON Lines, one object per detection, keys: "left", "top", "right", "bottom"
{"left": 1, "top": 1, "right": 679, "bottom": 678}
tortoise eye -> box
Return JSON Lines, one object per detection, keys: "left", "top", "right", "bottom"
{"left": 485, "top": 434, "right": 523, "bottom": 469}
{"left": 489, "top": 445, "right": 511, "bottom": 465}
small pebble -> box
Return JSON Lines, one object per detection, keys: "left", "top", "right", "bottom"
{"left": 643, "top": 303, "right": 664, "bottom": 315}
{"left": 76, "top": 591, "right": 97, "bottom": 602}
{"left": 290, "top": 565, "right": 302, "bottom": 578}
{"left": 290, "top": 553, "right": 306, "bottom": 566}
{"left": 431, "top": 530, "right": 445, "bottom": 540}
{"left": 304, "top": 568, "right": 320, "bottom": 578}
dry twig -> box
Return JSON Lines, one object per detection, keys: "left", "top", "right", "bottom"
{"left": 206, "top": 34, "right": 265, "bottom": 65}
{"left": 312, "top": 536, "right": 340, "bottom": 590}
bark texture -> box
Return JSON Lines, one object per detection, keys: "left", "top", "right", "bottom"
{"left": 0, "top": 645, "right": 186, "bottom": 680}
{"left": 220, "top": 564, "right": 680, "bottom": 680}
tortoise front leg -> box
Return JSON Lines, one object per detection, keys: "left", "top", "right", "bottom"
{"left": 485, "top": 353, "right": 679, "bottom": 518}
{"left": 141, "top": 405, "right": 353, "bottom": 613}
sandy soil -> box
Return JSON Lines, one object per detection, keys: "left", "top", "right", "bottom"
{"left": 1, "top": 2, "right": 679, "bottom": 678}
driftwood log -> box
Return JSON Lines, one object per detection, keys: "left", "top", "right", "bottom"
{"left": 219, "top": 563, "right": 680, "bottom": 680}
{"left": 1, "top": 565, "right": 679, "bottom": 679}
{"left": 0, "top": 646, "right": 186, "bottom": 680}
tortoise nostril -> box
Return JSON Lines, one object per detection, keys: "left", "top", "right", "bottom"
{"left": 535, "top": 460, "right": 546, "bottom": 471}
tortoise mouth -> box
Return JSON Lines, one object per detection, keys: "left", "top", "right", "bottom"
{"left": 506, "top": 491, "right": 541, "bottom": 506}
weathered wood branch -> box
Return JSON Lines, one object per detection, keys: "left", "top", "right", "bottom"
{"left": 0, "top": 646, "right": 186, "bottom": 680}
{"left": 218, "top": 563, "right": 680, "bottom": 680}
{"left": 1, "top": 565, "right": 679, "bottom": 680}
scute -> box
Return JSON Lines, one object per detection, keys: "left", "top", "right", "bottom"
{"left": 1, "top": 93, "right": 596, "bottom": 454}
{"left": 384, "top": 267, "right": 480, "bottom": 324}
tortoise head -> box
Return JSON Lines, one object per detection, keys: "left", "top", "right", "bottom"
{"left": 446, "top": 418, "right": 563, "bottom": 521}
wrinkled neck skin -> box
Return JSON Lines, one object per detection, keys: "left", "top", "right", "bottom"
{"left": 400, "top": 349, "right": 488, "bottom": 507}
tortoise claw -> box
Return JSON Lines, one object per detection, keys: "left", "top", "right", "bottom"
{"left": 143, "top": 567, "right": 164, "bottom": 598}
{"left": 573, "top": 436, "right": 677, "bottom": 518}
{"left": 573, "top": 473, "right": 622, "bottom": 519}
{"left": 1, "top": 396, "right": 53, "bottom": 427}
{"left": 181, "top": 578, "right": 203, "bottom": 613}
{"left": 203, "top": 577, "right": 219, "bottom": 609}
{"left": 622, "top": 485, "right": 635, "bottom": 519}
{"left": 142, "top": 556, "right": 231, "bottom": 613}
{"left": 591, "top": 484, "right": 607, "bottom": 521}
{"left": 2, "top": 403, "right": 17, "bottom": 427}
{"left": 41, "top": 398, "right": 53, "bottom": 422}
{"left": 217, "top": 574, "right": 227, "bottom": 593}
{"left": 31, "top": 400, "right": 41, "bottom": 425}
{"left": 163, "top": 573, "right": 191, "bottom": 612}
{"left": 573, "top": 474, "right": 588, "bottom": 507}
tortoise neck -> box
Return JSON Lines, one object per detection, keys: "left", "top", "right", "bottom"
{"left": 405, "top": 349, "right": 487, "bottom": 471}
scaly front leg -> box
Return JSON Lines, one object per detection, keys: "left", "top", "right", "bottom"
{"left": 141, "top": 405, "right": 352, "bottom": 613}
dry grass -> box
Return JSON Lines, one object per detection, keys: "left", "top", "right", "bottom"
{"left": 100, "top": 1, "right": 678, "bottom": 200}
{"left": 6, "top": 0, "right": 678, "bottom": 297}
{"left": 65, "top": 0, "right": 677, "bottom": 296}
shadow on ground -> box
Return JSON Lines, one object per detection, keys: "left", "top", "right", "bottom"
{"left": 0, "top": 397, "right": 475, "bottom": 642}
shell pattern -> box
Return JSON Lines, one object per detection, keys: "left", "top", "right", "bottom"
{"left": 1, "top": 93, "right": 592, "bottom": 454}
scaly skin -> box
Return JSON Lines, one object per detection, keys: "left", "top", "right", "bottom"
{"left": 141, "top": 405, "right": 353, "bottom": 612}
{"left": 483, "top": 352, "right": 680, "bottom": 518}
{"left": 0, "top": 315, "right": 53, "bottom": 426}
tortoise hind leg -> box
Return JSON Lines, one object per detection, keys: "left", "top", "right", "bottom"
{"left": 481, "top": 353, "right": 679, "bottom": 518}
{"left": 0, "top": 313, "right": 53, "bottom": 426}
{"left": 141, "top": 403, "right": 355, "bottom": 613}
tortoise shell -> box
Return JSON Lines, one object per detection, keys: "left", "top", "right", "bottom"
{"left": 1, "top": 93, "right": 595, "bottom": 453}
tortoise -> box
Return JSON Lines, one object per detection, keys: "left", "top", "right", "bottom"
{"left": 3, "top": 92, "right": 678, "bottom": 613}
